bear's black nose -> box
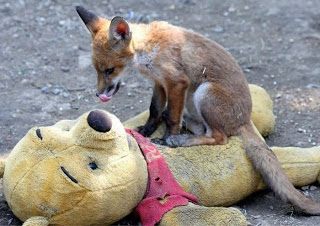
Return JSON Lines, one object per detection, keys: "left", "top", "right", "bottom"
{"left": 87, "top": 110, "right": 112, "bottom": 133}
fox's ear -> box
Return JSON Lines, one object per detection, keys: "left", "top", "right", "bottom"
{"left": 108, "top": 16, "right": 132, "bottom": 44}
{"left": 76, "top": 6, "right": 100, "bottom": 36}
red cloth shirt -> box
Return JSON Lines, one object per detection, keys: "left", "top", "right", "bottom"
{"left": 126, "top": 129, "right": 198, "bottom": 226}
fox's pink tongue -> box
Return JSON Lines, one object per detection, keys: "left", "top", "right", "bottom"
{"left": 99, "top": 94, "right": 112, "bottom": 102}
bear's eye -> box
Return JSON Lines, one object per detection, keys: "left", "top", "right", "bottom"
{"left": 105, "top": 67, "right": 114, "bottom": 76}
{"left": 89, "top": 162, "right": 98, "bottom": 170}
{"left": 36, "top": 129, "right": 43, "bottom": 140}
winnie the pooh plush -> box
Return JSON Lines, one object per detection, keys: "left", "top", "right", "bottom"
{"left": 1, "top": 84, "right": 320, "bottom": 226}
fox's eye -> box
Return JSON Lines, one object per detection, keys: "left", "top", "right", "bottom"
{"left": 105, "top": 67, "right": 114, "bottom": 76}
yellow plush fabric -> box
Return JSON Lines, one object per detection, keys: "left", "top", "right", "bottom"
{"left": 23, "top": 216, "right": 49, "bottom": 226}
{"left": 1, "top": 84, "right": 320, "bottom": 226}
{"left": 160, "top": 203, "right": 246, "bottom": 226}
{"left": 2, "top": 112, "right": 148, "bottom": 225}
{"left": 160, "top": 203, "right": 247, "bottom": 226}
{"left": 249, "top": 84, "right": 275, "bottom": 136}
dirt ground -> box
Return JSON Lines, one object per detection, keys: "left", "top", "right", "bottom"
{"left": 0, "top": 0, "right": 319, "bottom": 225}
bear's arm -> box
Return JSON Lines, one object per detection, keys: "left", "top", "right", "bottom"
{"left": 22, "top": 216, "right": 49, "bottom": 226}
{"left": 0, "top": 159, "right": 5, "bottom": 178}
{"left": 160, "top": 203, "right": 246, "bottom": 226}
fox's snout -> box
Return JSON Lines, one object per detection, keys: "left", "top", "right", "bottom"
{"left": 96, "top": 81, "right": 121, "bottom": 102}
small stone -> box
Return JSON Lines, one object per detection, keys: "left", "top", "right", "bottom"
{"left": 276, "top": 93, "right": 282, "bottom": 99}
{"left": 78, "top": 54, "right": 91, "bottom": 70}
{"left": 137, "top": 14, "right": 149, "bottom": 23}
{"left": 169, "top": 5, "right": 175, "bottom": 10}
{"left": 306, "top": 83, "right": 319, "bottom": 89}
{"left": 289, "top": 38, "right": 294, "bottom": 43}
{"left": 269, "top": 206, "right": 274, "bottom": 210}
{"left": 244, "top": 6, "right": 250, "bottom": 10}
{"left": 41, "top": 86, "right": 50, "bottom": 94}
{"left": 61, "top": 66, "right": 70, "bottom": 72}
{"left": 301, "top": 185, "right": 309, "bottom": 190}
{"left": 37, "top": 17, "right": 46, "bottom": 23}
{"left": 52, "top": 88, "right": 61, "bottom": 95}
{"left": 181, "top": 0, "right": 194, "bottom": 5}
{"left": 62, "top": 92, "right": 69, "bottom": 98}
{"left": 69, "top": 46, "right": 78, "bottom": 52}
{"left": 59, "top": 103, "right": 71, "bottom": 111}
{"left": 213, "top": 25, "right": 224, "bottom": 33}
{"left": 59, "top": 20, "right": 65, "bottom": 26}
{"left": 21, "top": 79, "right": 29, "bottom": 84}
{"left": 228, "top": 6, "right": 236, "bottom": 12}
{"left": 297, "top": 128, "right": 306, "bottom": 133}
{"left": 127, "top": 92, "right": 132, "bottom": 97}
{"left": 310, "top": 186, "right": 317, "bottom": 191}
{"left": 266, "top": 7, "right": 280, "bottom": 16}
{"left": 223, "top": 12, "right": 229, "bottom": 16}
{"left": 127, "top": 11, "right": 134, "bottom": 20}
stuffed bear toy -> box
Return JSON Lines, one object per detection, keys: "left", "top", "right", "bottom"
{"left": 1, "top": 84, "right": 320, "bottom": 226}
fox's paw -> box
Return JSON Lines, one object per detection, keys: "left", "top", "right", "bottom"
{"left": 164, "top": 135, "right": 189, "bottom": 148}
{"left": 150, "top": 137, "right": 167, "bottom": 146}
{"left": 151, "top": 135, "right": 189, "bottom": 148}
{"left": 136, "top": 125, "right": 155, "bottom": 137}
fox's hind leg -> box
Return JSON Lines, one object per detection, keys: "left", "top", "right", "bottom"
{"left": 153, "top": 82, "right": 228, "bottom": 147}
{"left": 182, "top": 114, "right": 205, "bottom": 135}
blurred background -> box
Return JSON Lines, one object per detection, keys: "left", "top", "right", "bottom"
{"left": 0, "top": 0, "right": 319, "bottom": 225}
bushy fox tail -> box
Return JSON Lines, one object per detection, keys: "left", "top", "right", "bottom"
{"left": 239, "top": 123, "right": 320, "bottom": 215}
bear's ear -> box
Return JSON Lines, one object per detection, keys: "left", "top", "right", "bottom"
{"left": 76, "top": 6, "right": 100, "bottom": 36}
{"left": 0, "top": 159, "right": 5, "bottom": 178}
{"left": 108, "top": 16, "right": 132, "bottom": 45}
{"left": 87, "top": 110, "right": 112, "bottom": 133}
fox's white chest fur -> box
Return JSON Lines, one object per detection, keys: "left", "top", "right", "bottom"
{"left": 133, "top": 46, "right": 163, "bottom": 82}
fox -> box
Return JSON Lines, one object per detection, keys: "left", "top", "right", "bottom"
{"left": 76, "top": 6, "right": 320, "bottom": 215}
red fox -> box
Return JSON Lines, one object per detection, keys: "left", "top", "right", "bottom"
{"left": 76, "top": 6, "right": 320, "bottom": 214}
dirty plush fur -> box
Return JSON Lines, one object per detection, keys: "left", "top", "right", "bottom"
{"left": 76, "top": 6, "right": 320, "bottom": 214}
{"left": 3, "top": 87, "right": 320, "bottom": 224}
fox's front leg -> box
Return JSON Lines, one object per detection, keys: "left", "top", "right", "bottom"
{"left": 151, "top": 79, "right": 189, "bottom": 146}
{"left": 163, "top": 81, "right": 189, "bottom": 137}
{"left": 137, "top": 83, "right": 167, "bottom": 137}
